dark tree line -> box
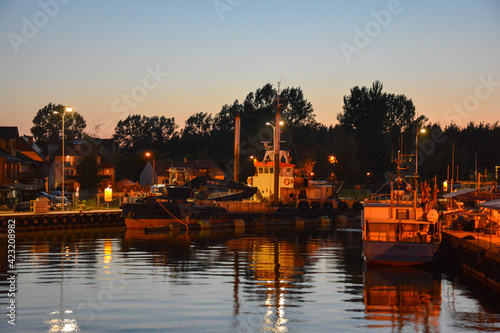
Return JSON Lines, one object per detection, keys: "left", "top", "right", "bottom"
{"left": 112, "top": 82, "right": 500, "bottom": 186}
{"left": 32, "top": 83, "right": 500, "bottom": 188}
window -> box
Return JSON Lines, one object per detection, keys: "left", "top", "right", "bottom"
{"left": 396, "top": 209, "right": 409, "bottom": 220}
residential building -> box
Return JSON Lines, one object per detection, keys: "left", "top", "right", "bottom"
{"left": 139, "top": 158, "right": 225, "bottom": 186}
{"left": 48, "top": 137, "right": 116, "bottom": 191}
{"left": 0, "top": 127, "right": 20, "bottom": 188}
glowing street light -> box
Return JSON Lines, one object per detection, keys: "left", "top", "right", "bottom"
{"left": 53, "top": 106, "right": 73, "bottom": 211}
{"left": 415, "top": 128, "right": 426, "bottom": 177}
{"left": 266, "top": 120, "right": 284, "bottom": 148}
{"left": 145, "top": 152, "right": 155, "bottom": 185}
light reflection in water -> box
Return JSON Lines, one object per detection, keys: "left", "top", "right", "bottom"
{"left": 0, "top": 227, "right": 499, "bottom": 332}
{"left": 363, "top": 266, "right": 441, "bottom": 332}
{"left": 45, "top": 310, "right": 79, "bottom": 333}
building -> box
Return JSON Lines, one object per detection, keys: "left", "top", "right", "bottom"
{"left": 139, "top": 158, "right": 225, "bottom": 186}
{"left": 48, "top": 136, "right": 116, "bottom": 192}
{"left": 0, "top": 127, "right": 49, "bottom": 206}
{"left": 17, "top": 135, "right": 49, "bottom": 190}
{"left": 0, "top": 127, "right": 21, "bottom": 188}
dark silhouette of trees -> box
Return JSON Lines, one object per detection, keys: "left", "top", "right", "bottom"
{"left": 113, "top": 115, "right": 177, "bottom": 153}
{"left": 75, "top": 139, "right": 100, "bottom": 190}
{"left": 103, "top": 81, "right": 498, "bottom": 189}
{"left": 337, "top": 81, "right": 416, "bottom": 183}
{"left": 31, "top": 103, "right": 86, "bottom": 151}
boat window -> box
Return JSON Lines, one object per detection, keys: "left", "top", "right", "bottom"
{"left": 366, "top": 223, "right": 398, "bottom": 242}
{"left": 259, "top": 167, "right": 263, "bottom": 174}
{"left": 270, "top": 167, "right": 274, "bottom": 174}
{"left": 396, "top": 209, "right": 409, "bottom": 220}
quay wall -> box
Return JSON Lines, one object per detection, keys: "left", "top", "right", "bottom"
{"left": 442, "top": 231, "right": 500, "bottom": 293}
{"left": 0, "top": 210, "right": 125, "bottom": 232}
{"left": 1, "top": 208, "right": 359, "bottom": 233}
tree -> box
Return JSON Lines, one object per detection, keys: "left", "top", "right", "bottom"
{"left": 75, "top": 144, "right": 100, "bottom": 190}
{"left": 182, "top": 112, "right": 213, "bottom": 137}
{"left": 327, "top": 125, "right": 361, "bottom": 186}
{"left": 281, "top": 87, "right": 317, "bottom": 127}
{"left": 337, "top": 81, "right": 417, "bottom": 183}
{"left": 31, "top": 103, "right": 86, "bottom": 150}
{"left": 113, "top": 115, "right": 178, "bottom": 152}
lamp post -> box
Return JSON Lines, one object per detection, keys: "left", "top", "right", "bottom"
{"left": 53, "top": 106, "right": 73, "bottom": 211}
{"left": 415, "top": 128, "right": 426, "bottom": 177}
{"left": 145, "top": 152, "right": 155, "bottom": 185}
{"left": 415, "top": 126, "right": 426, "bottom": 206}
{"left": 265, "top": 120, "right": 284, "bottom": 149}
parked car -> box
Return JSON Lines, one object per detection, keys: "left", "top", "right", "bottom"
{"left": 38, "top": 191, "right": 56, "bottom": 200}
{"left": 50, "top": 190, "right": 73, "bottom": 200}
{"left": 52, "top": 196, "right": 70, "bottom": 210}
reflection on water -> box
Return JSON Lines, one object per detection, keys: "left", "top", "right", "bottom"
{"left": 363, "top": 266, "right": 441, "bottom": 332}
{"left": 0, "top": 226, "right": 499, "bottom": 332}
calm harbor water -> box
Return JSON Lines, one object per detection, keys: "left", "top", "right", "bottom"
{"left": 1, "top": 225, "right": 500, "bottom": 332}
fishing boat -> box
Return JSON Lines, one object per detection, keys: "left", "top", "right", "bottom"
{"left": 361, "top": 153, "right": 441, "bottom": 266}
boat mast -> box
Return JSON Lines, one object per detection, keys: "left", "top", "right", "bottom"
{"left": 273, "top": 82, "right": 282, "bottom": 206}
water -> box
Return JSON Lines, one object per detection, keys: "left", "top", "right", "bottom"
{"left": 1, "top": 225, "right": 500, "bottom": 332}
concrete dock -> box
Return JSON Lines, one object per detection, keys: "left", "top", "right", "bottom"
{"left": 441, "top": 230, "right": 500, "bottom": 293}
{"left": 0, "top": 209, "right": 124, "bottom": 231}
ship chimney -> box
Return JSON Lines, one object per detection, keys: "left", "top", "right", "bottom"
{"left": 234, "top": 112, "right": 241, "bottom": 182}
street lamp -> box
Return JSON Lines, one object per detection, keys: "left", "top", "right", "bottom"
{"left": 53, "top": 106, "right": 73, "bottom": 211}
{"left": 415, "top": 126, "right": 426, "bottom": 203}
{"left": 145, "top": 152, "right": 155, "bottom": 185}
{"left": 265, "top": 121, "right": 284, "bottom": 148}
{"left": 415, "top": 128, "right": 426, "bottom": 177}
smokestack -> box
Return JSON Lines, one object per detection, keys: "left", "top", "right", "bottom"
{"left": 234, "top": 112, "right": 241, "bottom": 182}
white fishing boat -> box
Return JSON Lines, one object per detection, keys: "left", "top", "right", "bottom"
{"left": 362, "top": 154, "right": 441, "bottom": 266}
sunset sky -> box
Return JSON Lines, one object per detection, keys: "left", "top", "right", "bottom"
{"left": 1, "top": 0, "right": 499, "bottom": 138}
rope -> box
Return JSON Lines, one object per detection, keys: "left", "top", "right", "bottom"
{"left": 153, "top": 197, "right": 190, "bottom": 232}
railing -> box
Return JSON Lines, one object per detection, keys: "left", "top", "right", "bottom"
{"left": 365, "top": 220, "right": 440, "bottom": 244}
{"left": 365, "top": 192, "right": 415, "bottom": 204}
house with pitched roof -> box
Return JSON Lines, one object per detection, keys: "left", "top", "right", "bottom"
{"left": 139, "top": 158, "right": 225, "bottom": 186}
{"left": 0, "top": 127, "right": 21, "bottom": 188}
{"left": 0, "top": 127, "right": 50, "bottom": 207}
{"left": 48, "top": 136, "right": 116, "bottom": 191}
{"left": 17, "top": 135, "right": 49, "bottom": 190}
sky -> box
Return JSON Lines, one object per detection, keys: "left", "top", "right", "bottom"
{"left": 1, "top": 0, "right": 499, "bottom": 138}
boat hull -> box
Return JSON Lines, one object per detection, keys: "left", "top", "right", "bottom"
{"left": 363, "top": 241, "right": 437, "bottom": 266}
{"left": 122, "top": 196, "right": 229, "bottom": 229}
{"left": 124, "top": 217, "right": 196, "bottom": 229}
